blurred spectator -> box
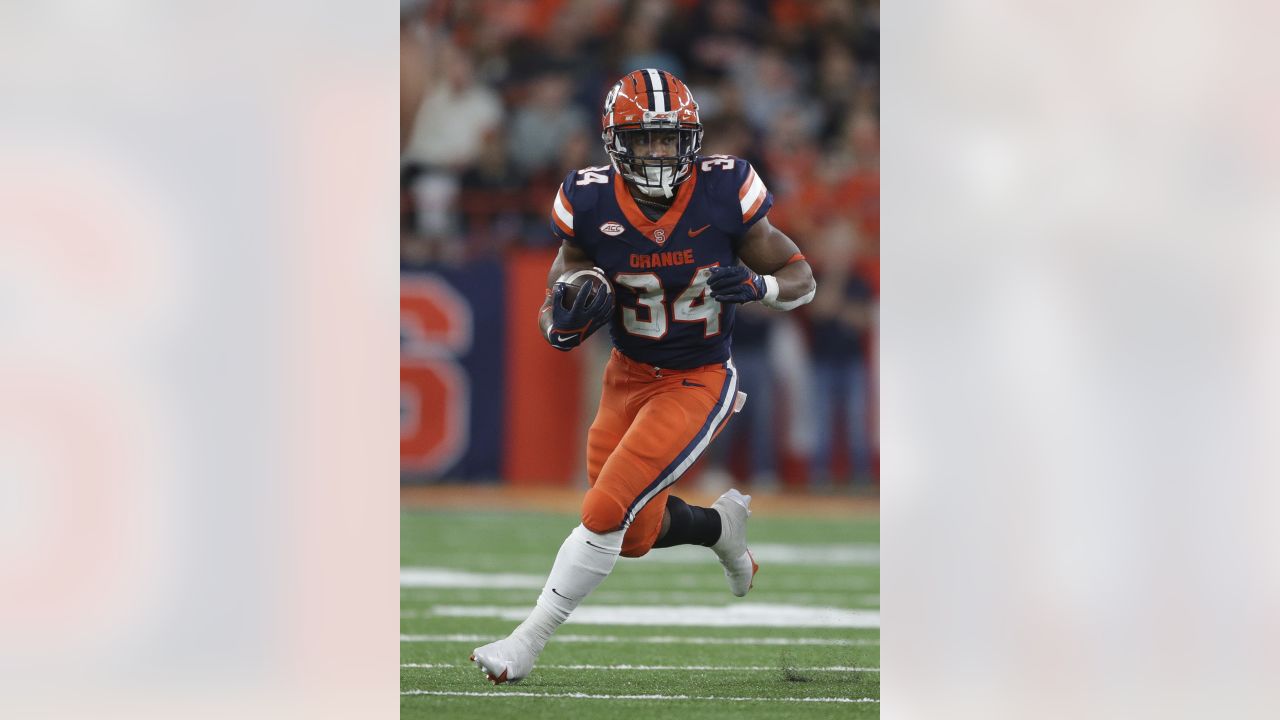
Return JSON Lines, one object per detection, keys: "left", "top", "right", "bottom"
{"left": 403, "top": 41, "right": 503, "bottom": 169}
{"left": 468, "top": 19, "right": 517, "bottom": 87}
{"left": 400, "top": 4, "right": 433, "bottom": 152}
{"left": 815, "top": 41, "right": 860, "bottom": 140}
{"left": 681, "top": 0, "right": 765, "bottom": 83}
{"left": 403, "top": 39, "right": 503, "bottom": 245}
{"left": 805, "top": 219, "right": 876, "bottom": 487}
{"left": 702, "top": 303, "right": 780, "bottom": 490}
{"left": 690, "top": 77, "right": 747, "bottom": 126}
{"left": 531, "top": 3, "right": 614, "bottom": 112}
{"left": 507, "top": 72, "right": 590, "bottom": 176}
{"left": 700, "top": 115, "right": 763, "bottom": 169}
{"left": 457, "top": 130, "right": 526, "bottom": 256}
{"left": 761, "top": 104, "right": 820, "bottom": 198}
{"left": 404, "top": 170, "right": 461, "bottom": 255}
{"left": 730, "top": 44, "right": 814, "bottom": 133}
{"left": 770, "top": 111, "right": 878, "bottom": 251}
{"left": 616, "top": 0, "right": 685, "bottom": 79}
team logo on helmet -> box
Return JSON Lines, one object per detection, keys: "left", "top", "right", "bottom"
{"left": 603, "top": 84, "right": 621, "bottom": 117}
{"left": 600, "top": 221, "right": 625, "bottom": 236}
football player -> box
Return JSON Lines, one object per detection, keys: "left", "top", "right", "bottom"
{"left": 471, "top": 69, "right": 816, "bottom": 684}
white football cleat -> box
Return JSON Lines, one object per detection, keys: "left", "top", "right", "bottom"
{"left": 711, "top": 488, "right": 758, "bottom": 597}
{"left": 470, "top": 634, "right": 539, "bottom": 685}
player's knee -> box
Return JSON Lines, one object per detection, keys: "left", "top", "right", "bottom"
{"left": 620, "top": 540, "right": 650, "bottom": 558}
{"left": 581, "top": 487, "right": 627, "bottom": 535}
{"left": 619, "top": 500, "right": 666, "bottom": 558}
{"left": 620, "top": 524, "right": 660, "bottom": 558}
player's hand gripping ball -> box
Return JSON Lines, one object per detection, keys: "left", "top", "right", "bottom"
{"left": 707, "top": 265, "right": 766, "bottom": 304}
{"left": 548, "top": 268, "right": 614, "bottom": 351}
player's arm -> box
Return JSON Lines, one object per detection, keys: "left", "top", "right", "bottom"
{"left": 707, "top": 217, "right": 816, "bottom": 310}
{"left": 538, "top": 241, "right": 595, "bottom": 339}
{"left": 538, "top": 241, "right": 611, "bottom": 351}
{"left": 544, "top": 240, "right": 597, "bottom": 288}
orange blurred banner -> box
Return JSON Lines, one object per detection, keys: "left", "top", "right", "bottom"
{"left": 503, "top": 249, "right": 582, "bottom": 485}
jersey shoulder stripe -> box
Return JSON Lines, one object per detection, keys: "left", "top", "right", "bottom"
{"left": 552, "top": 186, "right": 574, "bottom": 237}
{"left": 737, "top": 165, "right": 768, "bottom": 222}
{"left": 696, "top": 155, "right": 773, "bottom": 233}
{"left": 550, "top": 167, "right": 611, "bottom": 243}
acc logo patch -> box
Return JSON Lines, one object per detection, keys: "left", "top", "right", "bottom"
{"left": 600, "top": 221, "right": 625, "bottom": 236}
{"left": 653, "top": 228, "right": 667, "bottom": 244}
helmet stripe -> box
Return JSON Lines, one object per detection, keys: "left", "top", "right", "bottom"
{"left": 638, "top": 70, "right": 655, "bottom": 111}
{"left": 646, "top": 68, "right": 665, "bottom": 113}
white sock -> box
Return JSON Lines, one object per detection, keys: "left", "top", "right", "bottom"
{"left": 511, "top": 524, "right": 623, "bottom": 653}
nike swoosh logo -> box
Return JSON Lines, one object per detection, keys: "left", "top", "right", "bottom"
{"left": 688, "top": 224, "right": 711, "bottom": 237}
{"left": 551, "top": 588, "right": 575, "bottom": 601}
{"left": 682, "top": 379, "right": 706, "bottom": 388}
{"left": 555, "top": 334, "right": 577, "bottom": 342}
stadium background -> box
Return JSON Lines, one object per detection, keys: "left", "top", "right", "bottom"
{"left": 401, "top": 0, "right": 879, "bottom": 492}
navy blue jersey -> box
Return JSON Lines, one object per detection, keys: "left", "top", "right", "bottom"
{"left": 550, "top": 155, "right": 773, "bottom": 369}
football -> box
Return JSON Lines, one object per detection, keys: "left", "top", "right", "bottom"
{"left": 556, "top": 268, "right": 614, "bottom": 312}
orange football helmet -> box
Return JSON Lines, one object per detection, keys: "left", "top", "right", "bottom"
{"left": 601, "top": 68, "right": 703, "bottom": 198}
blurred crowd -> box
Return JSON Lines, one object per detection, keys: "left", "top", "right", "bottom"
{"left": 402, "top": 0, "right": 879, "bottom": 488}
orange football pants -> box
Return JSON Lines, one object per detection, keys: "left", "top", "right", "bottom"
{"left": 581, "top": 349, "right": 740, "bottom": 558}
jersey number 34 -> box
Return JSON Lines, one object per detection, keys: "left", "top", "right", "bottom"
{"left": 613, "top": 266, "right": 721, "bottom": 339}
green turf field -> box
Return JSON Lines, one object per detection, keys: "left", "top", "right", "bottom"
{"left": 401, "top": 507, "right": 880, "bottom": 718}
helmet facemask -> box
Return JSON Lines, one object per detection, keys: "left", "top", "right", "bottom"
{"left": 605, "top": 123, "right": 702, "bottom": 199}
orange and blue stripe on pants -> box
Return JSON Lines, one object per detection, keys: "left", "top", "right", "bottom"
{"left": 581, "top": 349, "right": 740, "bottom": 557}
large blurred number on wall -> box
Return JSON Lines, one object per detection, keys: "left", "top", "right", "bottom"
{"left": 401, "top": 253, "right": 586, "bottom": 485}
{"left": 401, "top": 264, "right": 506, "bottom": 481}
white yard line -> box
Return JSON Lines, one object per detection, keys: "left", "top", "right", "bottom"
{"left": 402, "top": 663, "right": 879, "bottom": 671}
{"left": 589, "top": 590, "right": 880, "bottom": 605}
{"left": 400, "top": 633, "right": 878, "bottom": 646}
{"left": 423, "top": 603, "right": 881, "bottom": 629}
{"left": 400, "top": 544, "right": 878, "bottom": 590}
{"left": 399, "top": 599, "right": 880, "bottom": 622}
{"left": 401, "top": 690, "right": 879, "bottom": 703}
{"left": 399, "top": 568, "right": 544, "bottom": 589}
{"left": 400, "top": 569, "right": 876, "bottom": 592}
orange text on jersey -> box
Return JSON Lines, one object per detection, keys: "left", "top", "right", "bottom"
{"left": 630, "top": 248, "right": 696, "bottom": 270}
